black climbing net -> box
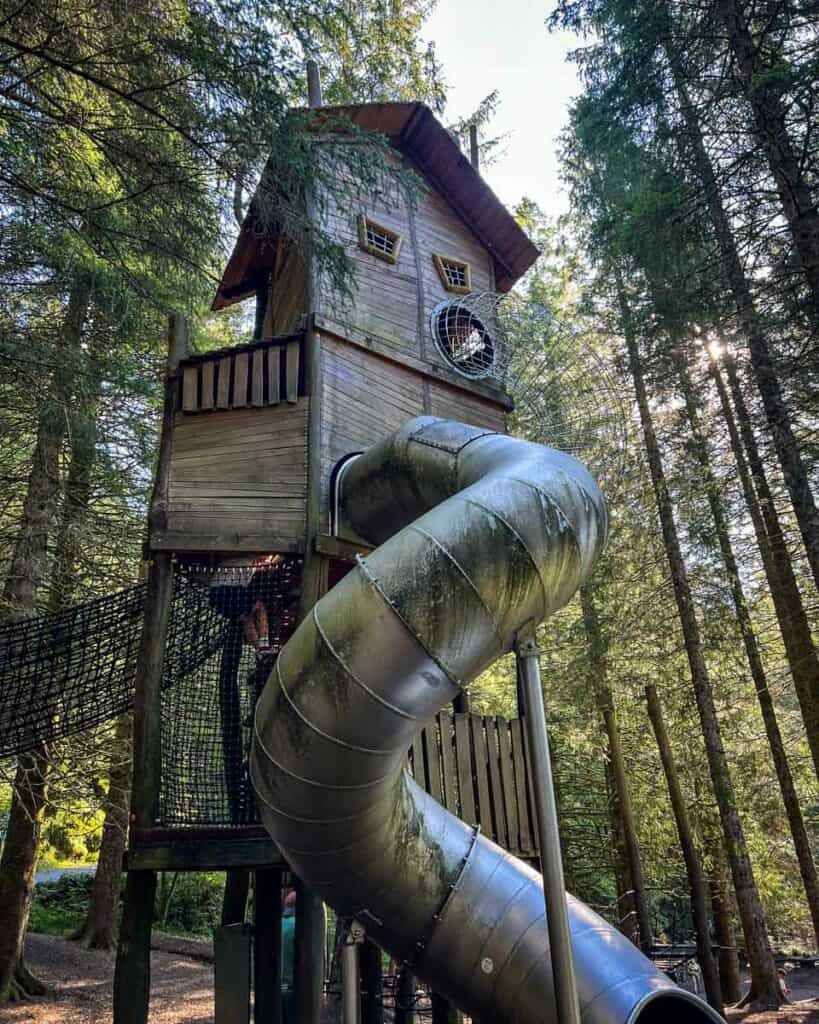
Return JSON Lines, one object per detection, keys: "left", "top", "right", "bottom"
{"left": 0, "top": 555, "right": 302, "bottom": 828}
{"left": 160, "top": 557, "right": 302, "bottom": 827}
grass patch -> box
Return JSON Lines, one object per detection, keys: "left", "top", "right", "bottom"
{"left": 29, "top": 902, "right": 83, "bottom": 936}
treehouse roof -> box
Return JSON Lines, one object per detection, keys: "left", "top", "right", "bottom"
{"left": 212, "top": 102, "right": 539, "bottom": 310}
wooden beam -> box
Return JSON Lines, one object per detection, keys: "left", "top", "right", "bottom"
{"left": 128, "top": 837, "right": 284, "bottom": 871}
{"left": 315, "top": 533, "right": 373, "bottom": 562}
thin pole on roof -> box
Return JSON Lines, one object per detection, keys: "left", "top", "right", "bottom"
{"left": 469, "top": 123, "right": 480, "bottom": 172}
{"left": 306, "top": 60, "right": 323, "bottom": 108}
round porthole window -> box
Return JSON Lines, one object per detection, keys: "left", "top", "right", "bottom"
{"left": 430, "top": 300, "right": 495, "bottom": 379}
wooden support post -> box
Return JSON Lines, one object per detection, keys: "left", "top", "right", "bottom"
{"left": 255, "top": 868, "right": 284, "bottom": 1024}
{"left": 360, "top": 937, "right": 383, "bottom": 1024}
{"left": 306, "top": 59, "right": 323, "bottom": 108}
{"left": 113, "top": 314, "right": 189, "bottom": 1024}
{"left": 294, "top": 878, "right": 326, "bottom": 1024}
{"left": 215, "top": 923, "right": 252, "bottom": 1024}
{"left": 431, "top": 992, "right": 460, "bottom": 1023}
{"left": 394, "top": 966, "right": 415, "bottom": 1024}
{"left": 222, "top": 869, "right": 250, "bottom": 926}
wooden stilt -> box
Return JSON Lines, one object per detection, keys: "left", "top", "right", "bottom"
{"left": 294, "top": 878, "right": 326, "bottom": 1024}
{"left": 113, "top": 316, "right": 188, "bottom": 1024}
{"left": 431, "top": 992, "right": 460, "bottom": 1023}
{"left": 255, "top": 868, "right": 283, "bottom": 1024}
{"left": 222, "top": 869, "right": 250, "bottom": 925}
{"left": 360, "top": 940, "right": 384, "bottom": 1024}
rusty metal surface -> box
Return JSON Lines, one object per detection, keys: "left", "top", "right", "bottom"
{"left": 250, "top": 416, "right": 721, "bottom": 1024}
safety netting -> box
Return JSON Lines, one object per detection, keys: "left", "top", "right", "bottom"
{"left": 0, "top": 555, "right": 302, "bottom": 828}
{"left": 160, "top": 557, "right": 302, "bottom": 827}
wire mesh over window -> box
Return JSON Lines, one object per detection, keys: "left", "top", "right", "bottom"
{"left": 433, "top": 253, "right": 472, "bottom": 295}
{"left": 431, "top": 300, "right": 496, "bottom": 379}
{"left": 357, "top": 214, "right": 402, "bottom": 264}
{"left": 159, "top": 556, "right": 302, "bottom": 828}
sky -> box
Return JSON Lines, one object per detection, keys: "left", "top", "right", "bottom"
{"left": 422, "top": 0, "right": 582, "bottom": 222}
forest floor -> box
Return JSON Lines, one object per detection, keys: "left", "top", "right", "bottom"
{"left": 0, "top": 933, "right": 213, "bottom": 1023}
{"left": 1, "top": 933, "right": 818, "bottom": 1024}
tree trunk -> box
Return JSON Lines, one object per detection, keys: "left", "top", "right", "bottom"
{"left": 644, "top": 686, "right": 723, "bottom": 1014}
{"left": 603, "top": 756, "right": 637, "bottom": 941}
{"left": 715, "top": 0, "right": 819, "bottom": 317}
{"left": 0, "top": 276, "right": 91, "bottom": 1003}
{"left": 0, "top": 748, "right": 49, "bottom": 1002}
{"left": 72, "top": 716, "right": 133, "bottom": 949}
{"left": 661, "top": 26, "right": 819, "bottom": 597}
{"left": 580, "top": 585, "right": 652, "bottom": 952}
{"left": 678, "top": 359, "right": 819, "bottom": 947}
{"left": 708, "top": 844, "right": 743, "bottom": 1005}
{"left": 618, "top": 283, "right": 782, "bottom": 1008}
{"left": 714, "top": 353, "right": 819, "bottom": 778}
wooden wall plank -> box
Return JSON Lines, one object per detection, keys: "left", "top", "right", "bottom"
{"left": 438, "top": 713, "right": 458, "bottom": 815}
{"left": 319, "top": 335, "right": 426, "bottom": 532}
{"left": 233, "top": 352, "right": 249, "bottom": 408}
{"left": 166, "top": 401, "right": 308, "bottom": 553}
{"left": 217, "top": 357, "right": 231, "bottom": 409}
{"left": 424, "top": 723, "right": 443, "bottom": 805}
{"left": 251, "top": 349, "right": 264, "bottom": 406}
{"left": 454, "top": 714, "right": 476, "bottom": 826}
{"left": 486, "top": 718, "right": 508, "bottom": 851}
{"left": 470, "top": 714, "right": 493, "bottom": 842}
{"left": 182, "top": 365, "right": 198, "bottom": 412}
{"left": 285, "top": 341, "right": 300, "bottom": 404}
{"left": 411, "top": 735, "right": 427, "bottom": 791}
{"left": 268, "top": 347, "right": 281, "bottom": 404}
{"left": 510, "top": 718, "right": 533, "bottom": 854}
{"left": 201, "top": 362, "right": 215, "bottom": 411}
{"left": 497, "top": 717, "right": 519, "bottom": 853}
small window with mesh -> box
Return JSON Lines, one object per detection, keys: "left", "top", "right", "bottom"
{"left": 430, "top": 301, "right": 495, "bottom": 379}
{"left": 357, "top": 214, "right": 402, "bottom": 264}
{"left": 433, "top": 254, "right": 472, "bottom": 295}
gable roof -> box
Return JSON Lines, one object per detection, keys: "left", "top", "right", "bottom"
{"left": 212, "top": 102, "right": 540, "bottom": 310}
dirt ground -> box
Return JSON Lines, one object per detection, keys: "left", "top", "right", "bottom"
{"left": 0, "top": 933, "right": 213, "bottom": 1024}
{"left": 2, "top": 933, "right": 819, "bottom": 1024}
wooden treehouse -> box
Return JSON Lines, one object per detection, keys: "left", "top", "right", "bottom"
{"left": 115, "top": 89, "right": 540, "bottom": 1024}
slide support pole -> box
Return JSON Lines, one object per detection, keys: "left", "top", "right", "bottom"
{"left": 517, "top": 637, "right": 581, "bottom": 1024}
{"left": 342, "top": 920, "right": 364, "bottom": 1024}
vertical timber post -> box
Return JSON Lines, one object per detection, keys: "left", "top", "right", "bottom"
{"left": 113, "top": 314, "right": 189, "bottom": 1024}
{"left": 516, "top": 635, "right": 581, "bottom": 1024}
{"left": 291, "top": 57, "right": 328, "bottom": 1024}
{"left": 255, "top": 867, "right": 284, "bottom": 1024}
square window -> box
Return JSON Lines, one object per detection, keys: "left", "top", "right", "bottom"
{"left": 433, "top": 254, "right": 472, "bottom": 295}
{"left": 357, "top": 215, "right": 402, "bottom": 264}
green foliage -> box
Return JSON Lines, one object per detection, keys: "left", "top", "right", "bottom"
{"left": 28, "top": 874, "right": 94, "bottom": 935}
{"left": 157, "top": 872, "right": 224, "bottom": 936}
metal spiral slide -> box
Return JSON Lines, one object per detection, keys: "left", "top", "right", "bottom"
{"left": 250, "top": 417, "right": 722, "bottom": 1024}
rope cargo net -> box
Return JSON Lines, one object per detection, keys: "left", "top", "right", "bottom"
{"left": 0, "top": 556, "right": 302, "bottom": 828}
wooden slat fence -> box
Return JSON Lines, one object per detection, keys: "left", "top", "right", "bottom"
{"left": 408, "top": 712, "right": 539, "bottom": 862}
{"left": 178, "top": 336, "right": 303, "bottom": 414}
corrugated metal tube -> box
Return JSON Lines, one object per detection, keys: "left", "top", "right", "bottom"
{"left": 250, "top": 416, "right": 723, "bottom": 1024}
